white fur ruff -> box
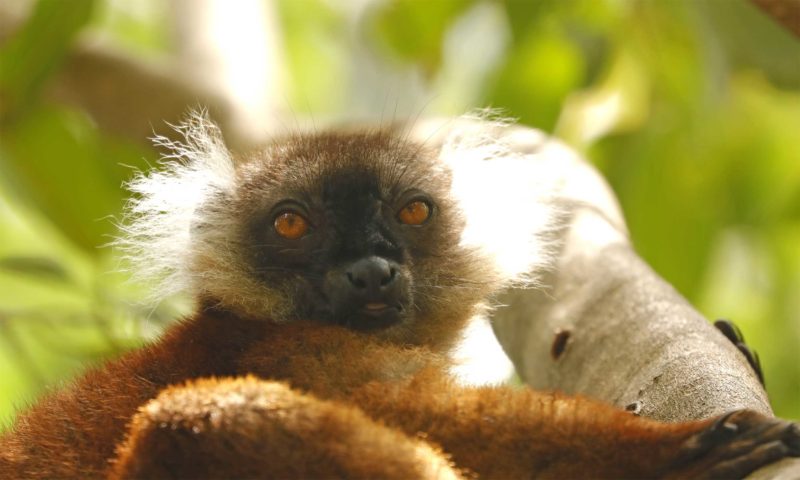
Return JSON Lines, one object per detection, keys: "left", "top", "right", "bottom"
{"left": 436, "top": 113, "right": 556, "bottom": 289}
{"left": 115, "top": 112, "right": 237, "bottom": 304}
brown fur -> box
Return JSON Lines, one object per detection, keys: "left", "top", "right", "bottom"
{"left": 111, "top": 377, "right": 462, "bottom": 480}
{"left": 1, "top": 125, "right": 797, "bottom": 478}
{"left": 3, "top": 307, "right": 795, "bottom": 479}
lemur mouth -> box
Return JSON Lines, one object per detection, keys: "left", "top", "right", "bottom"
{"left": 350, "top": 302, "right": 404, "bottom": 331}
{"left": 362, "top": 302, "right": 391, "bottom": 313}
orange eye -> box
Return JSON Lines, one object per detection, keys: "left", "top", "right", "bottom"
{"left": 274, "top": 211, "right": 309, "bottom": 239}
{"left": 398, "top": 200, "right": 431, "bottom": 226}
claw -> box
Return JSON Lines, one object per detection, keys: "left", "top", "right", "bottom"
{"left": 786, "top": 423, "right": 800, "bottom": 454}
{"left": 714, "top": 319, "right": 765, "bottom": 386}
{"left": 673, "top": 410, "right": 800, "bottom": 479}
{"left": 706, "top": 411, "right": 739, "bottom": 442}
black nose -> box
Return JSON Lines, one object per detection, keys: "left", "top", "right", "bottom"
{"left": 346, "top": 256, "right": 397, "bottom": 293}
{"left": 325, "top": 256, "right": 406, "bottom": 330}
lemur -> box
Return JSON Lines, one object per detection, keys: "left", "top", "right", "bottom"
{"left": 1, "top": 115, "right": 798, "bottom": 479}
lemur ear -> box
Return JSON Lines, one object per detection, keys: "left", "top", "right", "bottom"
{"left": 435, "top": 112, "right": 558, "bottom": 290}
{"left": 115, "top": 111, "right": 237, "bottom": 303}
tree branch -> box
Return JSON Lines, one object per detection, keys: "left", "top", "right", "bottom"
{"left": 750, "top": 0, "right": 800, "bottom": 38}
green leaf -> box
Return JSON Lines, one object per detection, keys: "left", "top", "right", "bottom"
{"left": 502, "top": 0, "right": 556, "bottom": 42}
{"left": 0, "top": 0, "right": 95, "bottom": 118}
{"left": 367, "top": 0, "right": 475, "bottom": 75}
{"left": 0, "top": 105, "right": 155, "bottom": 251}
{"left": 487, "top": 25, "right": 585, "bottom": 130}
{"left": 276, "top": 0, "right": 348, "bottom": 112}
{"left": 556, "top": 47, "right": 650, "bottom": 147}
{"left": 0, "top": 256, "right": 71, "bottom": 283}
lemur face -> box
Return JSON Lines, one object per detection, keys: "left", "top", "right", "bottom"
{"left": 121, "top": 115, "right": 549, "bottom": 349}
{"left": 231, "top": 132, "right": 486, "bottom": 341}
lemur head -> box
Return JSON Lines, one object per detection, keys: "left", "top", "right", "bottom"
{"left": 119, "top": 113, "right": 553, "bottom": 349}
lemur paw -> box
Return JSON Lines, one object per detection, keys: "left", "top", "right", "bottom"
{"left": 672, "top": 410, "right": 800, "bottom": 479}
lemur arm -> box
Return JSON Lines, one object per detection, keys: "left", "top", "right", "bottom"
{"left": 349, "top": 375, "right": 800, "bottom": 479}
{"left": 109, "top": 377, "right": 464, "bottom": 480}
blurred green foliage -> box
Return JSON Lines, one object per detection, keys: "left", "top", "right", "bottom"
{"left": 0, "top": 0, "right": 798, "bottom": 428}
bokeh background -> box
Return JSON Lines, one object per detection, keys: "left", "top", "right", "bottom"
{"left": 1, "top": 0, "right": 798, "bottom": 427}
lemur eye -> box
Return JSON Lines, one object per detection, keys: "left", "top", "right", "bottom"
{"left": 397, "top": 200, "right": 431, "bottom": 226}
{"left": 274, "top": 211, "right": 309, "bottom": 239}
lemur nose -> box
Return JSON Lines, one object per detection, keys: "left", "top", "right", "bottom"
{"left": 346, "top": 256, "right": 397, "bottom": 292}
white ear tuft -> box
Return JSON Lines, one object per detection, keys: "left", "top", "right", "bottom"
{"left": 439, "top": 111, "right": 558, "bottom": 289}
{"left": 115, "top": 111, "right": 236, "bottom": 302}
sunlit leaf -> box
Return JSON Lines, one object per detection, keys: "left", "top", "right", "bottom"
{"left": 488, "top": 25, "right": 585, "bottom": 130}
{"left": 557, "top": 48, "right": 650, "bottom": 147}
